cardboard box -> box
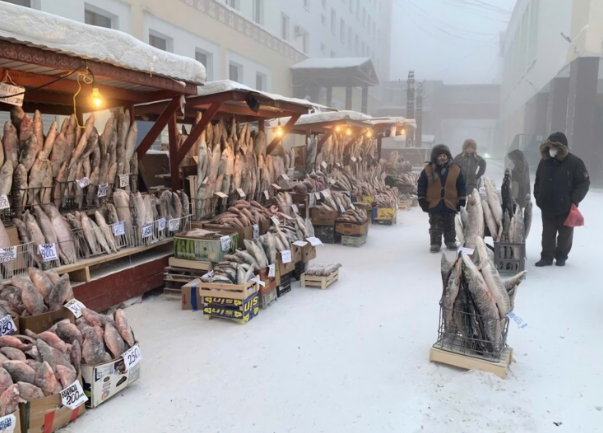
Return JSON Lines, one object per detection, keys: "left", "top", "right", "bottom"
{"left": 202, "top": 293, "right": 259, "bottom": 322}
{"left": 259, "top": 219, "right": 271, "bottom": 235}
{"left": 372, "top": 207, "right": 396, "bottom": 221}
{"left": 335, "top": 220, "right": 369, "bottom": 236}
{"left": 310, "top": 208, "right": 339, "bottom": 226}
{"left": 19, "top": 384, "right": 85, "bottom": 433}
{"left": 0, "top": 411, "right": 21, "bottom": 433}
{"left": 173, "top": 231, "right": 238, "bottom": 262}
{"left": 181, "top": 279, "right": 203, "bottom": 311}
{"left": 81, "top": 347, "right": 141, "bottom": 408}
{"left": 277, "top": 252, "right": 296, "bottom": 276}
{"left": 301, "top": 244, "right": 317, "bottom": 263}
{"left": 255, "top": 267, "right": 276, "bottom": 295}
{"left": 201, "top": 224, "right": 253, "bottom": 249}
{"left": 19, "top": 309, "right": 75, "bottom": 335}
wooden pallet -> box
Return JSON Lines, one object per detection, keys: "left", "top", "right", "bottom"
{"left": 429, "top": 346, "right": 514, "bottom": 379}
{"left": 259, "top": 289, "right": 278, "bottom": 309}
{"left": 203, "top": 315, "right": 248, "bottom": 325}
{"left": 168, "top": 257, "right": 213, "bottom": 271}
{"left": 163, "top": 279, "right": 186, "bottom": 296}
{"left": 163, "top": 266, "right": 207, "bottom": 282}
{"left": 300, "top": 270, "right": 339, "bottom": 289}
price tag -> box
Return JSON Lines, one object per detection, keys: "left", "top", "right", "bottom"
{"left": 321, "top": 190, "right": 331, "bottom": 198}
{"left": 291, "top": 204, "right": 299, "bottom": 214}
{"left": 292, "top": 240, "right": 308, "bottom": 247}
{"left": 250, "top": 276, "right": 266, "bottom": 287}
{"left": 220, "top": 235, "right": 231, "bottom": 252}
{"left": 237, "top": 188, "right": 246, "bottom": 198}
{"left": 271, "top": 216, "right": 280, "bottom": 226}
{"left": 268, "top": 264, "right": 276, "bottom": 278}
{"left": 112, "top": 221, "right": 125, "bottom": 236}
{"left": 76, "top": 177, "right": 90, "bottom": 189}
{"left": 339, "top": 204, "right": 346, "bottom": 213}
{"left": 97, "top": 183, "right": 108, "bottom": 198}
{"left": 0, "top": 315, "right": 17, "bottom": 336}
{"left": 281, "top": 250, "right": 292, "bottom": 264}
{"left": 306, "top": 237, "right": 323, "bottom": 246}
{"left": 321, "top": 161, "right": 328, "bottom": 169}
{"left": 0, "top": 247, "right": 16, "bottom": 264}
{"left": 0, "top": 413, "right": 16, "bottom": 433}
{"left": 271, "top": 183, "right": 281, "bottom": 190}
{"left": 168, "top": 218, "right": 180, "bottom": 232}
{"left": 507, "top": 311, "right": 527, "bottom": 329}
{"left": 64, "top": 299, "right": 86, "bottom": 319}
{"left": 123, "top": 344, "right": 142, "bottom": 371}
{"left": 157, "top": 218, "right": 166, "bottom": 231}
{"left": 215, "top": 192, "right": 228, "bottom": 198}
{"left": 350, "top": 204, "right": 355, "bottom": 210}
{"left": 315, "top": 192, "right": 321, "bottom": 200}
{"left": 60, "top": 380, "right": 88, "bottom": 410}
{"left": 252, "top": 224, "right": 259, "bottom": 238}
{"left": 351, "top": 156, "right": 357, "bottom": 162}
{"left": 0, "top": 195, "right": 9, "bottom": 210}
{"left": 458, "top": 247, "right": 474, "bottom": 255}
{"left": 264, "top": 190, "right": 270, "bottom": 200}
{"left": 38, "top": 243, "right": 58, "bottom": 262}
{"left": 141, "top": 224, "right": 152, "bottom": 238}
{"left": 282, "top": 173, "right": 290, "bottom": 181}
{"left": 202, "top": 270, "right": 215, "bottom": 282}
{"left": 119, "top": 174, "right": 129, "bottom": 188}
{"left": 0, "top": 82, "right": 25, "bottom": 107}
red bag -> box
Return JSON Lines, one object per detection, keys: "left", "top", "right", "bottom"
{"left": 564, "top": 204, "right": 584, "bottom": 227}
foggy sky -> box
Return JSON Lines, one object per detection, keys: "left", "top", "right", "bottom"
{"left": 390, "top": 0, "right": 517, "bottom": 84}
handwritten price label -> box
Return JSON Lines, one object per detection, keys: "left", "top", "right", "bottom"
{"left": 0, "top": 315, "right": 17, "bottom": 336}
{"left": 97, "top": 183, "right": 108, "bottom": 198}
{"left": 119, "top": 174, "right": 129, "bottom": 188}
{"left": 321, "top": 161, "right": 328, "bottom": 169}
{"left": 76, "top": 177, "right": 90, "bottom": 189}
{"left": 0, "top": 195, "right": 9, "bottom": 210}
{"left": 0, "top": 247, "right": 16, "bottom": 264}
{"left": 253, "top": 224, "right": 259, "bottom": 239}
{"left": 157, "top": 218, "right": 166, "bottom": 231}
{"left": 64, "top": 299, "right": 86, "bottom": 319}
{"left": 215, "top": 192, "right": 228, "bottom": 198}
{"left": 60, "top": 380, "right": 88, "bottom": 410}
{"left": 268, "top": 264, "right": 276, "bottom": 278}
{"left": 281, "top": 250, "right": 292, "bottom": 264}
{"left": 291, "top": 204, "right": 299, "bottom": 214}
{"left": 237, "top": 188, "right": 246, "bottom": 198}
{"left": 220, "top": 236, "right": 231, "bottom": 252}
{"left": 123, "top": 344, "right": 142, "bottom": 371}
{"left": 0, "top": 82, "right": 24, "bottom": 107}
{"left": 141, "top": 224, "right": 152, "bottom": 239}
{"left": 0, "top": 413, "right": 16, "bottom": 433}
{"left": 321, "top": 189, "right": 331, "bottom": 198}
{"left": 38, "top": 244, "right": 58, "bottom": 262}
{"left": 351, "top": 156, "right": 357, "bottom": 162}
{"left": 292, "top": 240, "right": 308, "bottom": 247}
{"left": 306, "top": 237, "right": 323, "bottom": 246}
{"left": 112, "top": 221, "right": 125, "bottom": 236}
{"left": 168, "top": 219, "right": 180, "bottom": 232}
{"left": 264, "top": 191, "right": 270, "bottom": 200}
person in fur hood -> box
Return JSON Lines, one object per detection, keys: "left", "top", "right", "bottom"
{"left": 534, "top": 132, "right": 590, "bottom": 267}
{"left": 454, "top": 139, "right": 487, "bottom": 193}
{"left": 418, "top": 144, "right": 467, "bottom": 252}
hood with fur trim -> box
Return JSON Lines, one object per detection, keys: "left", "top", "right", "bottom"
{"left": 540, "top": 139, "right": 569, "bottom": 161}
{"left": 430, "top": 144, "right": 452, "bottom": 164}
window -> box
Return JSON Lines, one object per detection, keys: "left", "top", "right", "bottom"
{"left": 2, "top": 0, "right": 31, "bottom": 6}
{"left": 252, "top": 0, "right": 263, "bottom": 25}
{"left": 302, "top": 31, "right": 309, "bottom": 53}
{"left": 229, "top": 62, "right": 242, "bottom": 82}
{"left": 85, "top": 9, "right": 112, "bottom": 29}
{"left": 303, "top": 0, "right": 310, "bottom": 10}
{"left": 340, "top": 19, "right": 345, "bottom": 43}
{"left": 348, "top": 28, "right": 352, "bottom": 49}
{"left": 330, "top": 9, "right": 336, "bottom": 34}
{"left": 224, "top": 0, "right": 238, "bottom": 9}
{"left": 321, "top": 14, "right": 326, "bottom": 26}
{"left": 149, "top": 31, "right": 170, "bottom": 51}
{"left": 256, "top": 73, "right": 266, "bottom": 91}
{"left": 195, "top": 49, "right": 213, "bottom": 81}
{"left": 281, "top": 13, "right": 290, "bottom": 40}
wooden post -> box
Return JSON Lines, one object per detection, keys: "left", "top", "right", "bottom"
{"left": 168, "top": 114, "right": 180, "bottom": 192}
{"left": 175, "top": 102, "right": 222, "bottom": 163}
{"left": 137, "top": 95, "right": 182, "bottom": 158}
{"left": 326, "top": 87, "right": 333, "bottom": 107}
{"left": 345, "top": 86, "right": 352, "bottom": 110}
{"left": 361, "top": 86, "right": 368, "bottom": 114}
{"left": 266, "top": 113, "right": 301, "bottom": 155}
{"left": 377, "top": 136, "right": 382, "bottom": 159}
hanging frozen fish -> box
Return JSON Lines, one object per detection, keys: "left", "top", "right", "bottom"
{"left": 18, "top": 117, "right": 38, "bottom": 171}
{"left": 524, "top": 198, "right": 532, "bottom": 240}
{"left": 129, "top": 153, "right": 138, "bottom": 192}
{"left": 44, "top": 204, "right": 76, "bottom": 264}
{"left": 501, "top": 169, "right": 514, "bottom": 219}
{"left": 482, "top": 198, "right": 497, "bottom": 240}
{"left": 80, "top": 213, "right": 99, "bottom": 255}
{"left": 40, "top": 161, "right": 53, "bottom": 205}
{"left": 112, "top": 190, "right": 132, "bottom": 237}
{"left": 440, "top": 256, "right": 462, "bottom": 333}
{"left": 455, "top": 214, "right": 465, "bottom": 246}
{"left": 3, "top": 121, "right": 18, "bottom": 168}
{"left": 0, "top": 161, "right": 13, "bottom": 196}
{"left": 27, "top": 152, "right": 48, "bottom": 205}
{"left": 52, "top": 162, "right": 67, "bottom": 208}
{"left": 89, "top": 218, "right": 111, "bottom": 255}
{"left": 484, "top": 178, "right": 502, "bottom": 229}
{"left": 178, "top": 191, "right": 190, "bottom": 217}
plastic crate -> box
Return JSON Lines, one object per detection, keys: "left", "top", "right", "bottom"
{"left": 314, "top": 225, "right": 341, "bottom": 244}
{"left": 342, "top": 234, "right": 367, "bottom": 247}
{"left": 292, "top": 261, "right": 306, "bottom": 281}
{"left": 277, "top": 273, "right": 292, "bottom": 297}
{"left": 494, "top": 241, "right": 525, "bottom": 274}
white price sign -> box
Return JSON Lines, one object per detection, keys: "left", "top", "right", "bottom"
{"left": 315, "top": 192, "right": 321, "bottom": 200}
{"left": 64, "top": 299, "right": 86, "bottom": 319}
{"left": 202, "top": 270, "right": 215, "bottom": 282}
{"left": 119, "top": 174, "right": 129, "bottom": 188}
{"left": 0, "top": 195, "right": 9, "bottom": 210}
{"left": 38, "top": 243, "right": 58, "bottom": 262}
{"left": 252, "top": 224, "right": 259, "bottom": 239}
{"left": 321, "top": 161, "right": 328, "bottom": 169}
{"left": 123, "top": 344, "right": 142, "bottom": 371}
{"left": 264, "top": 190, "right": 270, "bottom": 200}
{"left": 458, "top": 247, "right": 475, "bottom": 255}
{"left": 281, "top": 173, "right": 290, "bottom": 181}
{"left": 0, "top": 247, "right": 16, "bottom": 264}
{"left": 215, "top": 191, "right": 228, "bottom": 198}
{"left": 306, "top": 237, "right": 323, "bottom": 246}
{"left": 0, "top": 413, "right": 17, "bottom": 433}
{"left": 168, "top": 218, "right": 180, "bottom": 232}
{"left": 250, "top": 276, "right": 266, "bottom": 287}
{"left": 292, "top": 204, "right": 299, "bottom": 214}
{"left": 0, "top": 315, "right": 17, "bottom": 336}
{"left": 268, "top": 264, "right": 276, "bottom": 278}
{"left": 60, "top": 380, "right": 88, "bottom": 410}
{"left": 339, "top": 204, "right": 346, "bottom": 213}
{"left": 112, "top": 221, "right": 125, "bottom": 236}
{"left": 281, "top": 250, "right": 292, "bottom": 264}
{"left": 0, "top": 82, "right": 24, "bottom": 107}
{"left": 157, "top": 218, "right": 166, "bottom": 231}
{"left": 237, "top": 188, "right": 246, "bottom": 198}
{"left": 321, "top": 189, "right": 331, "bottom": 198}
{"left": 76, "top": 177, "right": 90, "bottom": 189}
{"left": 271, "top": 216, "right": 280, "bottom": 226}
{"left": 220, "top": 235, "right": 231, "bottom": 252}
{"left": 351, "top": 156, "right": 357, "bottom": 162}
{"left": 97, "top": 183, "right": 108, "bottom": 198}
{"left": 141, "top": 224, "right": 152, "bottom": 239}
{"left": 292, "top": 240, "right": 308, "bottom": 247}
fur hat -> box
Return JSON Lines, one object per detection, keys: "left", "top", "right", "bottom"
{"left": 430, "top": 144, "right": 452, "bottom": 163}
{"left": 540, "top": 132, "right": 569, "bottom": 160}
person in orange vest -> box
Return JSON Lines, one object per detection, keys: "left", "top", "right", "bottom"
{"left": 418, "top": 144, "right": 467, "bottom": 252}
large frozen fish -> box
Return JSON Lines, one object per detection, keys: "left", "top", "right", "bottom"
{"left": 465, "top": 191, "right": 483, "bottom": 249}
{"left": 27, "top": 154, "right": 48, "bottom": 205}
{"left": 94, "top": 211, "right": 118, "bottom": 253}
{"left": 23, "top": 211, "right": 46, "bottom": 250}
{"left": 27, "top": 267, "right": 53, "bottom": 300}
{"left": 33, "top": 110, "right": 44, "bottom": 156}
{"left": 2, "top": 121, "right": 18, "bottom": 168}
{"left": 89, "top": 218, "right": 111, "bottom": 255}
{"left": 454, "top": 214, "right": 465, "bottom": 246}
{"left": 19, "top": 118, "right": 38, "bottom": 171}
{"left": 42, "top": 120, "right": 57, "bottom": 157}
{"left": 482, "top": 199, "right": 498, "bottom": 240}
{"left": 33, "top": 205, "right": 57, "bottom": 246}
{"left": 69, "top": 114, "right": 95, "bottom": 168}
{"left": 124, "top": 117, "right": 137, "bottom": 169}
{"left": 0, "top": 161, "right": 13, "bottom": 196}
{"left": 524, "top": 198, "right": 532, "bottom": 240}
{"left": 112, "top": 190, "right": 132, "bottom": 237}
{"left": 80, "top": 213, "right": 99, "bottom": 255}
{"left": 11, "top": 276, "right": 44, "bottom": 315}
{"left": 440, "top": 256, "right": 462, "bottom": 333}
{"left": 484, "top": 178, "right": 503, "bottom": 230}
{"left": 171, "top": 192, "right": 183, "bottom": 220}
{"left": 40, "top": 161, "right": 53, "bottom": 205}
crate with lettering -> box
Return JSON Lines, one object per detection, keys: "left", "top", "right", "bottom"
{"left": 173, "top": 230, "right": 238, "bottom": 262}
{"left": 199, "top": 280, "right": 260, "bottom": 324}
{"left": 276, "top": 272, "right": 292, "bottom": 298}
{"left": 0, "top": 411, "right": 20, "bottom": 433}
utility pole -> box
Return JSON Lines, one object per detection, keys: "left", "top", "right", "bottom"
{"left": 415, "top": 81, "right": 423, "bottom": 148}
{"left": 406, "top": 71, "right": 415, "bottom": 147}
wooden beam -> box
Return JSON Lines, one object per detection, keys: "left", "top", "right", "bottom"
{"left": 315, "top": 130, "right": 334, "bottom": 163}
{"left": 168, "top": 114, "right": 180, "bottom": 192}
{"left": 266, "top": 113, "right": 301, "bottom": 154}
{"left": 175, "top": 102, "right": 222, "bottom": 163}
{"left": 136, "top": 95, "right": 182, "bottom": 158}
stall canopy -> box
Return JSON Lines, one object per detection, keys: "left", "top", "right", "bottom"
{"left": 366, "top": 117, "right": 417, "bottom": 159}
{"left": 291, "top": 58, "right": 379, "bottom": 112}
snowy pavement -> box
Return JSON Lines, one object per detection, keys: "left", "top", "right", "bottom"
{"left": 66, "top": 164, "right": 603, "bottom": 433}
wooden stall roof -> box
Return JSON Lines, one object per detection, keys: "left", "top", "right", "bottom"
{"left": 270, "top": 110, "right": 374, "bottom": 135}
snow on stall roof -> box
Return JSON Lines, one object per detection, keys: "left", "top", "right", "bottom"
{"left": 291, "top": 57, "right": 372, "bottom": 70}
{"left": 369, "top": 117, "right": 417, "bottom": 128}
{"left": 0, "top": 2, "right": 205, "bottom": 84}
{"left": 266, "top": 110, "right": 371, "bottom": 129}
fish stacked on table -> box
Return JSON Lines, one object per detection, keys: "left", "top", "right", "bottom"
{"left": 304, "top": 263, "right": 341, "bottom": 276}
{"left": 374, "top": 189, "right": 398, "bottom": 208}
{"left": 208, "top": 200, "right": 272, "bottom": 229}
{"left": 439, "top": 238, "right": 527, "bottom": 355}
{"left": 336, "top": 208, "right": 368, "bottom": 224}
{"left": 315, "top": 133, "right": 376, "bottom": 170}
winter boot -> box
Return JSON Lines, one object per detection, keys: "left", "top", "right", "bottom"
{"left": 556, "top": 259, "right": 566, "bottom": 267}
{"left": 535, "top": 258, "right": 553, "bottom": 267}
{"left": 430, "top": 245, "right": 441, "bottom": 253}
{"left": 445, "top": 242, "right": 457, "bottom": 251}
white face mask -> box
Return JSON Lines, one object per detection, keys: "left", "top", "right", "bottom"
{"left": 549, "top": 148, "right": 558, "bottom": 158}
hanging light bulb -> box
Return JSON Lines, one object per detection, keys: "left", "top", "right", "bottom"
{"left": 276, "top": 118, "right": 284, "bottom": 138}
{"left": 91, "top": 87, "right": 103, "bottom": 108}
{"left": 346, "top": 128, "right": 352, "bottom": 136}
{"left": 335, "top": 125, "right": 341, "bottom": 132}
{"left": 400, "top": 128, "right": 406, "bottom": 136}
{"left": 366, "top": 130, "right": 372, "bottom": 138}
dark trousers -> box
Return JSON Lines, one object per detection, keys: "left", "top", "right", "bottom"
{"left": 429, "top": 213, "right": 456, "bottom": 246}
{"left": 541, "top": 214, "right": 574, "bottom": 261}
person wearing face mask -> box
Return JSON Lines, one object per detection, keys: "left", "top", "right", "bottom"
{"left": 453, "top": 139, "right": 487, "bottom": 193}
{"left": 534, "top": 132, "right": 590, "bottom": 267}
{"left": 418, "top": 144, "right": 467, "bottom": 252}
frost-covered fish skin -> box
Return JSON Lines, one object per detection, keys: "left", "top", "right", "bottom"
{"left": 0, "top": 161, "right": 13, "bottom": 196}
{"left": 44, "top": 204, "right": 77, "bottom": 264}
{"left": 2, "top": 121, "right": 18, "bottom": 168}
{"left": 114, "top": 309, "right": 135, "bottom": 347}
{"left": 94, "top": 211, "right": 118, "bottom": 253}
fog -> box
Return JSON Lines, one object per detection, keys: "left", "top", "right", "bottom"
{"left": 391, "top": 0, "right": 517, "bottom": 84}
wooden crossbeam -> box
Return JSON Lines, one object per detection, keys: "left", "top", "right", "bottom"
{"left": 136, "top": 95, "right": 183, "bottom": 158}
{"left": 175, "top": 102, "right": 222, "bottom": 163}
{"left": 266, "top": 113, "right": 301, "bottom": 155}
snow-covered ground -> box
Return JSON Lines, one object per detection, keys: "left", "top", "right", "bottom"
{"left": 65, "top": 161, "right": 603, "bottom": 433}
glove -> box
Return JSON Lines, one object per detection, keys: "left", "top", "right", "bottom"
{"left": 457, "top": 199, "right": 466, "bottom": 211}
{"left": 419, "top": 199, "right": 429, "bottom": 213}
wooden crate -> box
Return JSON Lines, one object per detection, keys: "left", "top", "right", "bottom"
{"left": 300, "top": 270, "right": 339, "bottom": 289}
{"left": 342, "top": 234, "right": 367, "bottom": 247}
{"left": 168, "top": 257, "right": 213, "bottom": 271}
{"left": 163, "top": 266, "right": 208, "bottom": 284}
{"left": 398, "top": 200, "right": 412, "bottom": 210}
{"left": 198, "top": 280, "right": 258, "bottom": 300}
{"left": 429, "top": 346, "right": 514, "bottom": 379}
{"left": 258, "top": 289, "right": 278, "bottom": 309}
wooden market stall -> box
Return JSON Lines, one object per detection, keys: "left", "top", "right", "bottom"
{"left": 366, "top": 117, "right": 417, "bottom": 159}
{"left": 0, "top": 2, "right": 206, "bottom": 311}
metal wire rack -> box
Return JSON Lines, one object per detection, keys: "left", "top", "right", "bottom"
{"left": 0, "top": 243, "right": 35, "bottom": 280}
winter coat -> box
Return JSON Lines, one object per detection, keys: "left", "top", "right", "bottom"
{"left": 454, "top": 140, "right": 486, "bottom": 193}
{"left": 534, "top": 140, "right": 590, "bottom": 217}
{"left": 418, "top": 144, "right": 467, "bottom": 215}
{"left": 507, "top": 149, "right": 531, "bottom": 208}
